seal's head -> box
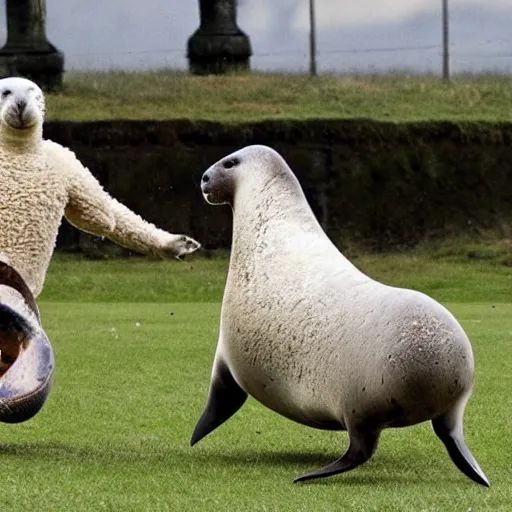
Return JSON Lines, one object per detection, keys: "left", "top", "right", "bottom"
{"left": 0, "top": 77, "right": 45, "bottom": 135}
{"left": 201, "top": 145, "right": 290, "bottom": 206}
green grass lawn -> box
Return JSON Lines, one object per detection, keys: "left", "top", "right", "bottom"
{"left": 0, "top": 248, "right": 510, "bottom": 511}
{"left": 46, "top": 71, "right": 512, "bottom": 123}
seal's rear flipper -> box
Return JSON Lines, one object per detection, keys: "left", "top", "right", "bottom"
{"left": 294, "top": 426, "right": 380, "bottom": 483}
{"left": 191, "top": 359, "right": 247, "bottom": 446}
{"left": 432, "top": 413, "right": 490, "bottom": 487}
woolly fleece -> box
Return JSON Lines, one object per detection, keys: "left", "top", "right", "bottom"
{"left": 0, "top": 77, "right": 200, "bottom": 297}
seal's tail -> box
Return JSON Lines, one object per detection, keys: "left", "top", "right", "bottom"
{"left": 432, "top": 403, "right": 490, "bottom": 487}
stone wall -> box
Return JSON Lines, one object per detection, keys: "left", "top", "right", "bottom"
{"left": 44, "top": 120, "right": 512, "bottom": 254}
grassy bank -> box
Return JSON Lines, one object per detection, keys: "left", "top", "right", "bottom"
{"left": 46, "top": 71, "right": 512, "bottom": 123}
{"left": 42, "top": 237, "right": 512, "bottom": 303}
{"left": 0, "top": 249, "right": 509, "bottom": 511}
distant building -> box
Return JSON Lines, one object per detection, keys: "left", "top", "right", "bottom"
{"left": 188, "top": 0, "right": 251, "bottom": 75}
{"left": 0, "top": 0, "right": 64, "bottom": 90}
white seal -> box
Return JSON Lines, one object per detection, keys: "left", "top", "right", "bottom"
{"left": 191, "top": 145, "right": 489, "bottom": 487}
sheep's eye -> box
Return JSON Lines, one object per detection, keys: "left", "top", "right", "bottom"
{"left": 1, "top": 90, "right": 12, "bottom": 99}
{"left": 223, "top": 158, "right": 239, "bottom": 169}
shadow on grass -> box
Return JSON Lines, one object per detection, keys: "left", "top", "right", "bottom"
{"left": 0, "top": 441, "right": 474, "bottom": 487}
{"left": 0, "top": 440, "right": 176, "bottom": 463}
{"left": 0, "top": 441, "right": 333, "bottom": 466}
{"left": 204, "top": 449, "right": 468, "bottom": 484}
{"left": 203, "top": 449, "right": 335, "bottom": 466}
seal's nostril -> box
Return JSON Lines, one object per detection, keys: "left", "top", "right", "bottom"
{"left": 202, "top": 174, "right": 210, "bottom": 184}
{"left": 16, "top": 99, "right": 26, "bottom": 113}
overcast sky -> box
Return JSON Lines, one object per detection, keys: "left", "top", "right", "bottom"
{"left": 0, "top": 1, "right": 511, "bottom": 73}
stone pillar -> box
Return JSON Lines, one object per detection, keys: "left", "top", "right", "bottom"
{"left": 188, "top": 0, "right": 251, "bottom": 75}
{"left": 0, "top": 0, "right": 64, "bottom": 90}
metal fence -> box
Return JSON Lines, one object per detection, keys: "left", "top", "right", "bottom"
{"left": 1, "top": 1, "right": 510, "bottom": 76}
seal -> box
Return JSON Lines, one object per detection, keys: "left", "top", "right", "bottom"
{"left": 0, "top": 76, "right": 200, "bottom": 297}
{"left": 191, "top": 145, "right": 489, "bottom": 487}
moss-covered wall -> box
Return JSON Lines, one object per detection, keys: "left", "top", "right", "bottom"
{"left": 44, "top": 120, "right": 512, "bottom": 254}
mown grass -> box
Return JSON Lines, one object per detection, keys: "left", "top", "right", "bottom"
{"left": 45, "top": 71, "right": 512, "bottom": 123}
{"left": 0, "top": 246, "right": 509, "bottom": 511}
{"left": 1, "top": 301, "right": 510, "bottom": 512}
{"left": 41, "top": 236, "right": 512, "bottom": 304}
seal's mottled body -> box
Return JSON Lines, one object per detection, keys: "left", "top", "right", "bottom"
{"left": 192, "top": 145, "right": 489, "bottom": 486}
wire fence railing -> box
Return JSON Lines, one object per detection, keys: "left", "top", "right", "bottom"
{"left": 1, "top": 2, "right": 509, "bottom": 77}
{"left": 60, "top": 43, "right": 512, "bottom": 75}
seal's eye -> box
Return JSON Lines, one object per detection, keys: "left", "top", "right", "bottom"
{"left": 1, "top": 90, "right": 12, "bottom": 99}
{"left": 223, "top": 158, "right": 239, "bottom": 169}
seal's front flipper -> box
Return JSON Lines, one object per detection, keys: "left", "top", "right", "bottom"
{"left": 432, "top": 412, "right": 490, "bottom": 487}
{"left": 191, "top": 359, "right": 247, "bottom": 446}
{"left": 294, "top": 426, "right": 380, "bottom": 483}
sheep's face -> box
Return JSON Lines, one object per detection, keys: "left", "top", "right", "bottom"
{"left": 0, "top": 77, "right": 45, "bottom": 132}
